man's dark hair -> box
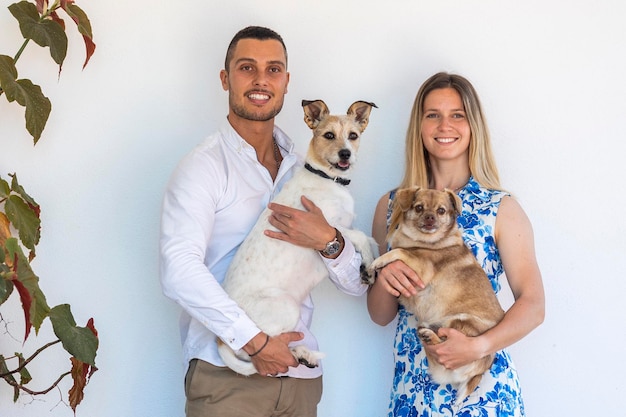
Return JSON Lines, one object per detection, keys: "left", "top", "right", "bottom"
{"left": 224, "top": 26, "right": 288, "bottom": 72}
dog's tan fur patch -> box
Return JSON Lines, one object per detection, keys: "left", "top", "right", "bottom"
{"left": 370, "top": 187, "right": 504, "bottom": 402}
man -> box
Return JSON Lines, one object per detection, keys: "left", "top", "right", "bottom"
{"left": 159, "top": 26, "right": 367, "bottom": 417}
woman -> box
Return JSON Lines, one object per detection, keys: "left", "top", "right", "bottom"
{"left": 367, "top": 72, "right": 545, "bottom": 416}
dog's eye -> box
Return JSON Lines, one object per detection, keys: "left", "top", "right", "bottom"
{"left": 415, "top": 204, "right": 424, "bottom": 213}
{"left": 437, "top": 207, "right": 446, "bottom": 215}
{"left": 323, "top": 132, "right": 335, "bottom": 140}
{"left": 348, "top": 132, "right": 358, "bottom": 140}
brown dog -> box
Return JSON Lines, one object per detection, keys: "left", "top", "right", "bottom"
{"left": 369, "top": 187, "right": 504, "bottom": 402}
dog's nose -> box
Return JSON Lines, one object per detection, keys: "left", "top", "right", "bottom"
{"left": 339, "top": 149, "right": 351, "bottom": 160}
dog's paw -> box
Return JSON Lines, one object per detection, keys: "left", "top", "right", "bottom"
{"left": 298, "top": 357, "right": 317, "bottom": 368}
{"left": 292, "top": 345, "right": 325, "bottom": 369}
{"left": 418, "top": 327, "right": 443, "bottom": 345}
{"left": 360, "top": 264, "right": 376, "bottom": 285}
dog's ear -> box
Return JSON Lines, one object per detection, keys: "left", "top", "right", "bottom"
{"left": 443, "top": 188, "right": 463, "bottom": 216}
{"left": 396, "top": 186, "right": 420, "bottom": 212}
{"left": 302, "top": 100, "right": 329, "bottom": 129}
{"left": 347, "top": 101, "right": 378, "bottom": 132}
{"left": 388, "top": 187, "right": 419, "bottom": 238}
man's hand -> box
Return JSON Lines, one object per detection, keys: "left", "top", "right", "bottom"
{"left": 244, "top": 331, "right": 304, "bottom": 376}
{"left": 265, "top": 196, "right": 335, "bottom": 251}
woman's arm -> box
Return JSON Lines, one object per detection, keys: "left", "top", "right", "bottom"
{"left": 483, "top": 196, "right": 545, "bottom": 351}
{"left": 367, "top": 193, "right": 424, "bottom": 326}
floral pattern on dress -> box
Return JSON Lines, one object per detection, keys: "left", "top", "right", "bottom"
{"left": 386, "top": 177, "right": 525, "bottom": 417}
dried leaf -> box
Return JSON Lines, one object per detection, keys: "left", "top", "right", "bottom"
{"left": 68, "top": 357, "right": 86, "bottom": 412}
{"left": 0, "top": 212, "right": 11, "bottom": 248}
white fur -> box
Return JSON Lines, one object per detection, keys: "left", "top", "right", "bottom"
{"left": 218, "top": 100, "right": 378, "bottom": 375}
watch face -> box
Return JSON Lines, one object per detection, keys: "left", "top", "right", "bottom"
{"left": 325, "top": 240, "right": 340, "bottom": 255}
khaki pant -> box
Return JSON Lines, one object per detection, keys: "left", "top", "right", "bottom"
{"left": 185, "top": 359, "right": 323, "bottom": 417}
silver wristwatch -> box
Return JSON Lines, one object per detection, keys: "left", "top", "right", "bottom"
{"left": 320, "top": 229, "right": 342, "bottom": 257}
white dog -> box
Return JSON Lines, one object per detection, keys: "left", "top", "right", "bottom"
{"left": 218, "top": 99, "right": 378, "bottom": 375}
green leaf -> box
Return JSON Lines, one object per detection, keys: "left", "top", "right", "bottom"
{"left": 16, "top": 352, "right": 32, "bottom": 385}
{"left": 0, "top": 274, "right": 14, "bottom": 305}
{"left": 5, "top": 194, "right": 40, "bottom": 252}
{"left": 0, "top": 57, "right": 51, "bottom": 143}
{"left": 0, "top": 355, "right": 20, "bottom": 402}
{"left": 9, "top": 1, "right": 68, "bottom": 65}
{"left": 29, "top": 286, "right": 50, "bottom": 333}
{"left": 0, "top": 176, "right": 10, "bottom": 198}
{"left": 3, "top": 78, "right": 51, "bottom": 144}
{"left": 64, "top": 3, "right": 93, "bottom": 39}
{"left": 50, "top": 305, "right": 98, "bottom": 366}
{"left": 10, "top": 174, "right": 39, "bottom": 211}
{"left": 0, "top": 55, "right": 18, "bottom": 91}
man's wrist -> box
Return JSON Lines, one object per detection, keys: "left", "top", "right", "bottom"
{"left": 244, "top": 332, "right": 269, "bottom": 356}
{"left": 248, "top": 334, "right": 270, "bottom": 357}
{"left": 319, "top": 228, "right": 344, "bottom": 258}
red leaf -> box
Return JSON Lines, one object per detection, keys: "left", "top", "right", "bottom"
{"left": 49, "top": 11, "right": 66, "bottom": 31}
{"left": 10, "top": 257, "right": 33, "bottom": 341}
{"left": 80, "top": 34, "right": 95, "bottom": 69}
{"left": 35, "top": 0, "right": 45, "bottom": 14}
{"left": 86, "top": 317, "right": 98, "bottom": 337}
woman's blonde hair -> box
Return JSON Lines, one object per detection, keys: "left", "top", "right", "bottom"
{"left": 399, "top": 72, "right": 502, "bottom": 191}
{"left": 388, "top": 73, "right": 504, "bottom": 237}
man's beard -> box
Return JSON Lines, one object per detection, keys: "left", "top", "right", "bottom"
{"left": 229, "top": 92, "right": 283, "bottom": 122}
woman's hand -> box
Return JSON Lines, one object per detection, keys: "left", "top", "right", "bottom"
{"left": 423, "top": 328, "right": 488, "bottom": 370}
{"left": 376, "top": 260, "right": 425, "bottom": 298}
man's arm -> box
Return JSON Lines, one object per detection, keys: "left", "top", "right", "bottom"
{"left": 265, "top": 195, "right": 367, "bottom": 296}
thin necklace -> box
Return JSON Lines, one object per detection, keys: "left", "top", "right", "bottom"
{"left": 272, "top": 137, "right": 282, "bottom": 170}
{"left": 431, "top": 178, "right": 469, "bottom": 193}
{"left": 454, "top": 178, "right": 470, "bottom": 193}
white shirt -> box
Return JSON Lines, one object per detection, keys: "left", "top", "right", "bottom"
{"left": 160, "top": 119, "right": 367, "bottom": 378}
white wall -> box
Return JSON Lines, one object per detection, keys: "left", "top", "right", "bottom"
{"left": 1, "top": 0, "right": 625, "bottom": 416}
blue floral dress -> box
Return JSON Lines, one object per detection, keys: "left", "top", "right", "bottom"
{"left": 386, "top": 177, "right": 525, "bottom": 417}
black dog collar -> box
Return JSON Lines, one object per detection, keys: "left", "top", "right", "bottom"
{"left": 304, "top": 163, "right": 351, "bottom": 186}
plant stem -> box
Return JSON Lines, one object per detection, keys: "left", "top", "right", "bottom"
{"left": 2, "top": 370, "right": 71, "bottom": 395}
{"left": 13, "top": 38, "right": 31, "bottom": 64}
{"left": 0, "top": 339, "right": 62, "bottom": 378}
